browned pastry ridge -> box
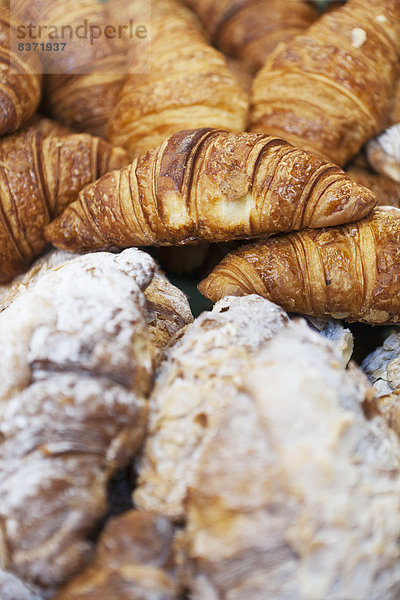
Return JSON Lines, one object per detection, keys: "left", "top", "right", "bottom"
{"left": 13, "top": 0, "right": 140, "bottom": 137}
{"left": 199, "top": 207, "right": 400, "bottom": 325}
{"left": 0, "top": 127, "right": 127, "bottom": 282}
{"left": 45, "top": 129, "right": 376, "bottom": 252}
{"left": 0, "top": 8, "right": 42, "bottom": 135}
{"left": 0, "top": 249, "right": 156, "bottom": 594}
{"left": 250, "top": 0, "right": 400, "bottom": 166}
{"left": 184, "top": 0, "right": 318, "bottom": 73}
{"left": 346, "top": 163, "right": 400, "bottom": 209}
{"left": 54, "top": 511, "right": 179, "bottom": 600}
{"left": 106, "top": 0, "right": 248, "bottom": 157}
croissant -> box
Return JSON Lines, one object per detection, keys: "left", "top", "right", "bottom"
{"left": 106, "top": 0, "right": 248, "bottom": 157}
{"left": 0, "top": 8, "right": 42, "bottom": 135}
{"left": 14, "top": 0, "right": 140, "bottom": 137}
{"left": 0, "top": 249, "right": 155, "bottom": 592}
{"left": 362, "top": 333, "right": 400, "bottom": 436}
{"left": 54, "top": 511, "right": 179, "bottom": 600}
{"left": 44, "top": 129, "right": 376, "bottom": 252}
{"left": 0, "top": 127, "right": 127, "bottom": 282}
{"left": 346, "top": 163, "right": 400, "bottom": 208}
{"left": 0, "top": 249, "right": 193, "bottom": 363}
{"left": 199, "top": 207, "right": 400, "bottom": 325}
{"left": 250, "top": 0, "right": 400, "bottom": 166}
{"left": 185, "top": 321, "right": 400, "bottom": 600}
{"left": 184, "top": 0, "right": 318, "bottom": 73}
{"left": 135, "top": 295, "right": 289, "bottom": 520}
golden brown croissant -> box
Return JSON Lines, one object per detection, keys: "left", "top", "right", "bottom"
{"left": 54, "top": 511, "right": 179, "bottom": 600}
{"left": 184, "top": 0, "right": 318, "bottom": 73}
{"left": 0, "top": 128, "right": 127, "bottom": 282}
{"left": 45, "top": 129, "right": 376, "bottom": 252}
{"left": 199, "top": 207, "right": 400, "bottom": 325}
{"left": 250, "top": 0, "right": 400, "bottom": 166}
{"left": 106, "top": 0, "right": 248, "bottom": 157}
{"left": 0, "top": 8, "right": 42, "bottom": 135}
{"left": 14, "top": 0, "right": 140, "bottom": 137}
{"left": 346, "top": 163, "right": 400, "bottom": 209}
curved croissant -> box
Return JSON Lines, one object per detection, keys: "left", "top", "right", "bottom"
{"left": 0, "top": 9, "right": 42, "bottom": 135}
{"left": 107, "top": 0, "right": 249, "bottom": 157}
{"left": 184, "top": 0, "right": 318, "bottom": 73}
{"left": 0, "top": 128, "right": 127, "bottom": 282}
{"left": 45, "top": 129, "right": 376, "bottom": 252}
{"left": 250, "top": 0, "right": 400, "bottom": 166}
{"left": 199, "top": 207, "right": 400, "bottom": 325}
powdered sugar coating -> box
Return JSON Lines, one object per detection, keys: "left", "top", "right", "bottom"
{"left": 186, "top": 322, "right": 400, "bottom": 600}
{"left": 0, "top": 249, "right": 155, "bottom": 593}
{"left": 134, "top": 295, "right": 289, "bottom": 520}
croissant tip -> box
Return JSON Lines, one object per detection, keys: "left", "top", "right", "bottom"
{"left": 198, "top": 273, "right": 238, "bottom": 304}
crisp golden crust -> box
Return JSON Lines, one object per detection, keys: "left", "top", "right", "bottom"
{"left": 250, "top": 0, "right": 400, "bottom": 165}
{"left": 15, "top": 0, "right": 136, "bottom": 137}
{"left": 54, "top": 512, "right": 179, "bottom": 600}
{"left": 199, "top": 207, "right": 400, "bottom": 325}
{"left": 185, "top": 0, "right": 318, "bottom": 73}
{"left": 107, "top": 0, "right": 248, "bottom": 157}
{"left": 0, "top": 129, "right": 127, "bottom": 282}
{"left": 45, "top": 129, "right": 376, "bottom": 252}
{"left": 346, "top": 164, "right": 400, "bottom": 208}
{"left": 0, "top": 10, "right": 42, "bottom": 135}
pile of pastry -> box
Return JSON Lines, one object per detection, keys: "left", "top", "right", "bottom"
{"left": 1, "top": 0, "right": 400, "bottom": 598}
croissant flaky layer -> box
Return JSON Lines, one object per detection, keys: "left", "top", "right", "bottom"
{"left": 184, "top": 0, "right": 318, "bottom": 73}
{"left": 106, "top": 0, "right": 248, "bottom": 157}
{"left": 199, "top": 207, "right": 400, "bottom": 325}
{"left": 250, "top": 0, "right": 400, "bottom": 166}
{"left": 0, "top": 128, "right": 127, "bottom": 282}
{"left": 0, "top": 11, "right": 42, "bottom": 135}
{"left": 45, "top": 129, "right": 376, "bottom": 252}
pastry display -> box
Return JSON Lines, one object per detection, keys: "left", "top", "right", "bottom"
{"left": 1, "top": 0, "right": 400, "bottom": 597}
{"left": 44, "top": 129, "right": 376, "bottom": 250}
